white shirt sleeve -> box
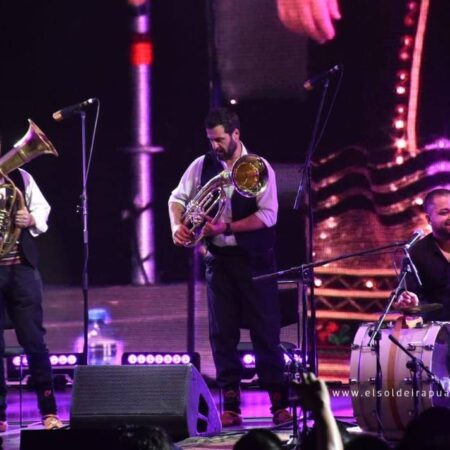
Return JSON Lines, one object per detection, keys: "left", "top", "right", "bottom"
{"left": 254, "top": 158, "right": 278, "bottom": 227}
{"left": 19, "top": 168, "right": 50, "bottom": 237}
{"left": 169, "top": 150, "right": 278, "bottom": 228}
{"left": 168, "top": 156, "right": 204, "bottom": 207}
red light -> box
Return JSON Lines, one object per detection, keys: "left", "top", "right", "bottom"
{"left": 397, "top": 70, "right": 409, "bottom": 81}
{"left": 131, "top": 41, "right": 153, "bottom": 66}
{"left": 399, "top": 49, "right": 410, "bottom": 61}
{"left": 395, "top": 105, "right": 406, "bottom": 115}
{"left": 394, "top": 119, "right": 405, "bottom": 129}
{"left": 128, "top": 0, "right": 147, "bottom": 6}
{"left": 402, "top": 35, "right": 414, "bottom": 47}
{"left": 396, "top": 138, "right": 408, "bottom": 150}
{"left": 404, "top": 15, "right": 416, "bottom": 27}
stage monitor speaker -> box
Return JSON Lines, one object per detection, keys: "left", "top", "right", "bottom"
{"left": 70, "top": 364, "right": 221, "bottom": 441}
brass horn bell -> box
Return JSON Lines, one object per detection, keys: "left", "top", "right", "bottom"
{"left": 181, "top": 153, "right": 268, "bottom": 247}
{"left": 0, "top": 119, "right": 58, "bottom": 258}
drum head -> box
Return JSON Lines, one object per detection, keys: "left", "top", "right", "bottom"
{"left": 349, "top": 322, "right": 450, "bottom": 439}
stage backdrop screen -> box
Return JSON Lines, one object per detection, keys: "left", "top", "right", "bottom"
{"left": 212, "top": 0, "right": 308, "bottom": 100}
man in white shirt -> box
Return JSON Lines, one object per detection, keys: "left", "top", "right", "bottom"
{"left": 169, "top": 108, "right": 291, "bottom": 427}
{"left": 0, "top": 168, "right": 62, "bottom": 431}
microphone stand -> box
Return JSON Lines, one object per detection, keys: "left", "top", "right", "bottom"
{"left": 254, "top": 241, "right": 406, "bottom": 282}
{"left": 403, "top": 247, "right": 422, "bottom": 288}
{"left": 54, "top": 99, "right": 99, "bottom": 365}
{"left": 284, "top": 78, "right": 332, "bottom": 443}
{"left": 388, "top": 334, "right": 444, "bottom": 420}
{"left": 255, "top": 241, "right": 407, "bottom": 445}
{"left": 281, "top": 346, "right": 307, "bottom": 450}
{"left": 366, "top": 272, "right": 406, "bottom": 437}
{"left": 292, "top": 66, "right": 344, "bottom": 377}
{"left": 80, "top": 111, "right": 90, "bottom": 366}
{"left": 293, "top": 79, "right": 331, "bottom": 377}
{"left": 366, "top": 246, "right": 418, "bottom": 437}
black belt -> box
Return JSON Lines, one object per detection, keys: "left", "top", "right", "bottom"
{"left": 207, "top": 243, "right": 246, "bottom": 257}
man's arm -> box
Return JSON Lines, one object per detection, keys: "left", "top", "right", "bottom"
{"left": 168, "top": 157, "right": 205, "bottom": 246}
{"left": 292, "top": 372, "right": 343, "bottom": 450}
{"left": 202, "top": 158, "right": 277, "bottom": 237}
{"left": 202, "top": 213, "right": 266, "bottom": 237}
{"left": 19, "top": 169, "right": 50, "bottom": 236}
{"left": 168, "top": 201, "right": 193, "bottom": 246}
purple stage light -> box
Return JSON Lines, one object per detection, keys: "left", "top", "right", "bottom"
{"left": 7, "top": 352, "right": 82, "bottom": 384}
{"left": 121, "top": 352, "right": 200, "bottom": 370}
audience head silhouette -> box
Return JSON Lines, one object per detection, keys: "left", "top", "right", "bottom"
{"left": 233, "top": 429, "right": 283, "bottom": 450}
{"left": 397, "top": 406, "right": 450, "bottom": 450}
{"left": 117, "top": 425, "right": 174, "bottom": 450}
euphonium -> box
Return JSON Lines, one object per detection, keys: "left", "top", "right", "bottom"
{"left": 0, "top": 119, "right": 58, "bottom": 258}
{"left": 182, "top": 153, "right": 268, "bottom": 246}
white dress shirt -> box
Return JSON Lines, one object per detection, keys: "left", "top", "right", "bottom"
{"left": 18, "top": 168, "right": 50, "bottom": 237}
{"left": 169, "top": 144, "right": 278, "bottom": 246}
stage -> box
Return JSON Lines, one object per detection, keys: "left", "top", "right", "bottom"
{"left": 3, "top": 284, "right": 350, "bottom": 384}
{"left": 0, "top": 384, "right": 355, "bottom": 450}
{"left": 0, "top": 284, "right": 355, "bottom": 449}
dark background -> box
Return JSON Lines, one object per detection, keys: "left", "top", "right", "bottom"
{"left": 0, "top": 0, "right": 312, "bottom": 285}
{"left": 3, "top": 1, "right": 442, "bottom": 285}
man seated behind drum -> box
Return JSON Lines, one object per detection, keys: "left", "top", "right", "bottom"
{"left": 395, "top": 188, "right": 450, "bottom": 321}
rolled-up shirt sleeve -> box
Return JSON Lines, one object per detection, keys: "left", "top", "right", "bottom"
{"left": 168, "top": 156, "right": 204, "bottom": 207}
{"left": 254, "top": 159, "right": 278, "bottom": 227}
{"left": 19, "top": 168, "right": 50, "bottom": 236}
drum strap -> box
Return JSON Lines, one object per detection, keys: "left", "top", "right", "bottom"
{"left": 387, "top": 317, "right": 405, "bottom": 430}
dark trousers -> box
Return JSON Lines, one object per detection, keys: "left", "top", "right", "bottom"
{"left": 205, "top": 247, "right": 285, "bottom": 398}
{"left": 0, "top": 264, "right": 56, "bottom": 419}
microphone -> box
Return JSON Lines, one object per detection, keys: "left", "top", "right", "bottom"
{"left": 303, "top": 64, "right": 343, "bottom": 91}
{"left": 52, "top": 98, "right": 96, "bottom": 122}
{"left": 404, "top": 229, "right": 425, "bottom": 250}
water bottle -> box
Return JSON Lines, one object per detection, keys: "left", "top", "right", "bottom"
{"left": 87, "top": 308, "right": 118, "bottom": 365}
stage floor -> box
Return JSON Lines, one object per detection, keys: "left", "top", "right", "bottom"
{"left": 0, "top": 384, "right": 355, "bottom": 450}
{"left": 0, "top": 284, "right": 356, "bottom": 449}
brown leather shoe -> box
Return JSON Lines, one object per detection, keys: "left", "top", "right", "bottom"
{"left": 221, "top": 410, "right": 243, "bottom": 427}
{"left": 0, "top": 421, "right": 7, "bottom": 432}
{"left": 42, "top": 414, "right": 63, "bottom": 430}
{"left": 272, "top": 408, "right": 292, "bottom": 425}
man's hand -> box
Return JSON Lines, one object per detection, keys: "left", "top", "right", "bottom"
{"left": 394, "top": 290, "right": 420, "bottom": 310}
{"left": 277, "top": 0, "right": 341, "bottom": 44}
{"left": 15, "top": 208, "right": 35, "bottom": 229}
{"left": 201, "top": 218, "right": 226, "bottom": 238}
{"left": 292, "top": 372, "right": 331, "bottom": 416}
{"left": 172, "top": 223, "right": 194, "bottom": 246}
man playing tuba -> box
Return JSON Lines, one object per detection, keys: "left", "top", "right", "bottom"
{"left": 0, "top": 122, "right": 62, "bottom": 431}
{"left": 168, "top": 107, "right": 291, "bottom": 427}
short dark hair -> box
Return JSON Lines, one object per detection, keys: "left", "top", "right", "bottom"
{"left": 423, "top": 188, "right": 450, "bottom": 214}
{"left": 117, "top": 425, "right": 173, "bottom": 450}
{"left": 233, "top": 429, "right": 283, "bottom": 450}
{"left": 204, "top": 107, "right": 240, "bottom": 134}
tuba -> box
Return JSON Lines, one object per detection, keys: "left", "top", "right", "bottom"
{"left": 182, "top": 153, "right": 268, "bottom": 246}
{"left": 0, "top": 119, "right": 58, "bottom": 258}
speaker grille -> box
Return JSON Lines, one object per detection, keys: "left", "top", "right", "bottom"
{"left": 72, "top": 365, "right": 189, "bottom": 416}
{"left": 70, "top": 364, "right": 222, "bottom": 440}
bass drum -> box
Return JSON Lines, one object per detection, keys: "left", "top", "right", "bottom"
{"left": 349, "top": 321, "right": 450, "bottom": 439}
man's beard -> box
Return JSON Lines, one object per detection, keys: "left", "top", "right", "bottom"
{"left": 436, "top": 224, "right": 450, "bottom": 240}
{"left": 216, "top": 139, "right": 237, "bottom": 161}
